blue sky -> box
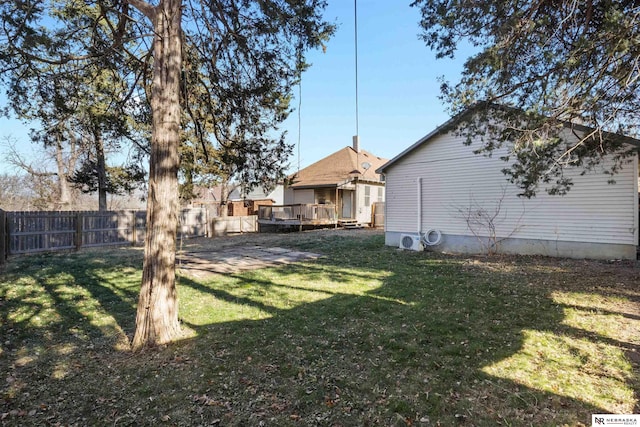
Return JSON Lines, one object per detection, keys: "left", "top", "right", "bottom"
{"left": 283, "top": 0, "right": 468, "bottom": 171}
{"left": 0, "top": 1, "right": 470, "bottom": 175}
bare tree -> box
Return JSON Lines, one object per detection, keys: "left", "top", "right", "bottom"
{"left": 455, "top": 187, "right": 525, "bottom": 255}
{"left": 2, "top": 135, "right": 82, "bottom": 210}
{"left": 0, "top": 173, "right": 38, "bottom": 210}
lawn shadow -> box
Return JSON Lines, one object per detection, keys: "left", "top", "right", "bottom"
{"left": 0, "top": 247, "right": 139, "bottom": 364}
{"left": 1, "top": 234, "right": 638, "bottom": 426}
{"left": 174, "top": 245, "right": 637, "bottom": 425}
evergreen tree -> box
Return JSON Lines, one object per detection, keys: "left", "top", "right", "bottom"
{"left": 0, "top": 0, "right": 333, "bottom": 349}
{"left": 412, "top": 0, "right": 640, "bottom": 196}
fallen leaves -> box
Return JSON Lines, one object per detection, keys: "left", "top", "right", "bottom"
{"left": 192, "top": 394, "right": 230, "bottom": 408}
{"left": 2, "top": 231, "right": 639, "bottom": 426}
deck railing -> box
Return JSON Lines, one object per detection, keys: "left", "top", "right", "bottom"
{"left": 258, "top": 204, "right": 337, "bottom": 222}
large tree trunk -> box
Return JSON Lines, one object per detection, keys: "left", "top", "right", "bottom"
{"left": 54, "top": 135, "right": 72, "bottom": 209}
{"left": 220, "top": 176, "right": 230, "bottom": 217}
{"left": 132, "top": 0, "right": 182, "bottom": 350}
{"left": 93, "top": 126, "right": 108, "bottom": 211}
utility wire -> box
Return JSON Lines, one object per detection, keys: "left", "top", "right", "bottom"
{"left": 297, "top": 76, "right": 301, "bottom": 173}
{"left": 354, "top": 0, "right": 359, "bottom": 137}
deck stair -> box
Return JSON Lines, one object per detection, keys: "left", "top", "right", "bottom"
{"left": 338, "top": 219, "right": 364, "bottom": 229}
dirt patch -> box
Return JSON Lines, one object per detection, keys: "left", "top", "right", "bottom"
{"left": 177, "top": 246, "right": 322, "bottom": 278}
{"left": 175, "top": 228, "right": 381, "bottom": 278}
{"left": 178, "top": 227, "right": 382, "bottom": 252}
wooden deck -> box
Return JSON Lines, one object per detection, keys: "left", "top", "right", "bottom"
{"left": 257, "top": 204, "right": 338, "bottom": 231}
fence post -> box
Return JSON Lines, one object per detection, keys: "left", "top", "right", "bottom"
{"left": 205, "top": 207, "right": 209, "bottom": 238}
{"left": 75, "top": 212, "right": 83, "bottom": 251}
{"left": 0, "top": 209, "right": 6, "bottom": 264}
{"left": 130, "top": 210, "right": 136, "bottom": 246}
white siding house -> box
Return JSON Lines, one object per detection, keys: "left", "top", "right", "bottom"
{"left": 377, "top": 117, "right": 639, "bottom": 260}
{"left": 283, "top": 140, "right": 388, "bottom": 227}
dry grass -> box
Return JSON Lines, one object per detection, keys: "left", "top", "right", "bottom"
{"left": 1, "top": 229, "right": 639, "bottom": 426}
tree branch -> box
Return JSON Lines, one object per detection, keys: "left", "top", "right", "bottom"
{"left": 125, "top": 0, "right": 156, "bottom": 22}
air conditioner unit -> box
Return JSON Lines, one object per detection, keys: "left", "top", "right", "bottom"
{"left": 399, "top": 234, "right": 423, "bottom": 251}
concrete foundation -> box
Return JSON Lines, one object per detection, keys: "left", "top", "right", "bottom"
{"left": 386, "top": 231, "right": 637, "bottom": 260}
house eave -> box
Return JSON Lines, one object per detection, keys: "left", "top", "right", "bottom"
{"left": 376, "top": 102, "right": 640, "bottom": 174}
{"left": 290, "top": 183, "right": 339, "bottom": 190}
{"left": 376, "top": 111, "right": 465, "bottom": 174}
{"left": 355, "top": 178, "right": 386, "bottom": 185}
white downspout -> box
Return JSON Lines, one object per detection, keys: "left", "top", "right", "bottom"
{"left": 634, "top": 153, "right": 639, "bottom": 247}
{"left": 417, "top": 177, "right": 422, "bottom": 234}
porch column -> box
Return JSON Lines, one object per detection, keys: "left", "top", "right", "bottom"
{"left": 335, "top": 187, "right": 339, "bottom": 228}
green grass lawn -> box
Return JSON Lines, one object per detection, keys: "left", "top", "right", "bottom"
{"left": 1, "top": 230, "right": 639, "bottom": 426}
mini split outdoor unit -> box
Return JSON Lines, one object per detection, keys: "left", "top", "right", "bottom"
{"left": 399, "top": 234, "right": 423, "bottom": 251}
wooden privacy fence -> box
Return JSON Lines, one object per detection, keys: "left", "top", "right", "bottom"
{"left": 0, "top": 209, "right": 6, "bottom": 264}
{"left": 371, "top": 202, "right": 385, "bottom": 228}
{"left": 211, "top": 215, "right": 258, "bottom": 236}
{"left": 0, "top": 208, "right": 208, "bottom": 261}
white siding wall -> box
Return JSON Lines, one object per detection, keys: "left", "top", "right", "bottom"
{"left": 385, "top": 132, "right": 638, "bottom": 246}
{"left": 268, "top": 185, "right": 285, "bottom": 205}
{"left": 293, "top": 189, "right": 315, "bottom": 204}
{"left": 354, "top": 183, "right": 385, "bottom": 224}
{"left": 283, "top": 187, "right": 295, "bottom": 204}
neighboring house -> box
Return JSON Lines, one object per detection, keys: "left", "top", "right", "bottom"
{"left": 189, "top": 184, "right": 284, "bottom": 217}
{"left": 377, "top": 109, "right": 640, "bottom": 260}
{"left": 285, "top": 139, "right": 388, "bottom": 226}
{"left": 226, "top": 185, "right": 284, "bottom": 216}
{"left": 190, "top": 186, "right": 223, "bottom": 207}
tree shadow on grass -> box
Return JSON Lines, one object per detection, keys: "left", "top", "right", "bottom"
{"left": 0, "top": 248, "right": 139, "bottom": 361}
{"left": 174, "top": 250, "right": 639, "bottom": 425}
{"left": 1, "top": 237, "right": 639, "bottom": 426}
{"left": 0, "top": 248, "right": 146, "bottom": 423}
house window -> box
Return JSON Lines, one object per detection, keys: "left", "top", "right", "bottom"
{"left": 315, "top": 188, "right": 332, "bottom": 204}
{"left": 364, "top": 185, "right": 371, "bottom": 207}
{"left": 377, "top": 187, "right": 384, "bottom": 202}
